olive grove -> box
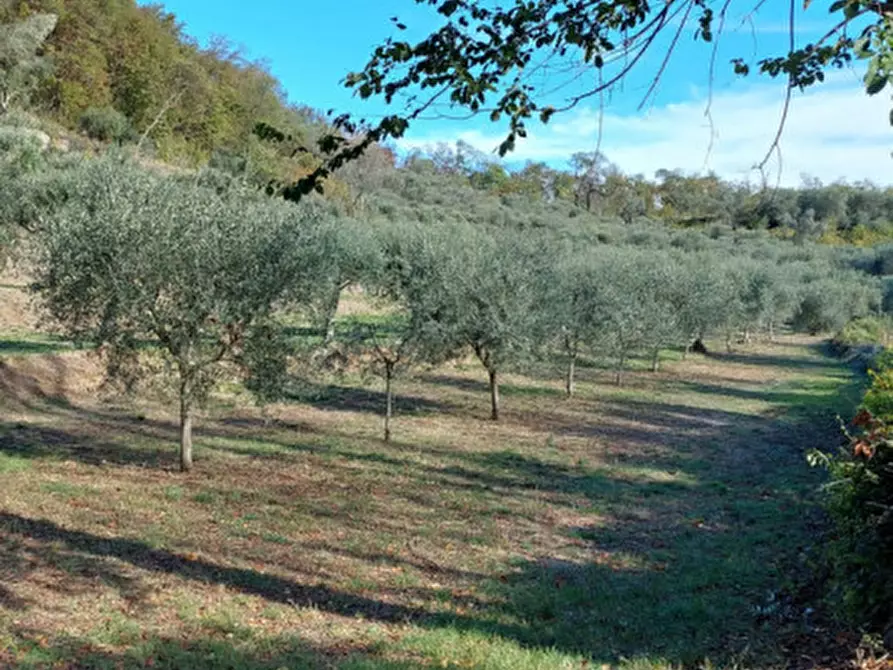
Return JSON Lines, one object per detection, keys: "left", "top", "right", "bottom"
{"left": 0, "top": 145, "right": 881, "bottom": 460}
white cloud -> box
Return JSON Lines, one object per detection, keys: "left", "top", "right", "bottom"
{"left": 398, "top": 77, "right": 893, "bottom": 187}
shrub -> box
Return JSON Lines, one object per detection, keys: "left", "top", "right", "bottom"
{"left": 863, "top": 351, "right": 893, "bottom": 420}
{"left": 810, "top": 393, "right": 893, "bottom": 632}
{"left": 0, "top": 109, "right": 42, "bottom": 129}
{"left": 0, "top": 125, "right": 46, "bottom": 155}
{"left": 792, "top": 274, "right": 881, "bottom": 335}
{"left": 78, "top": 106, "right": 133, "bottom": 143}
{"left": 836, "top": 316, "right": 893, "bottom": 350}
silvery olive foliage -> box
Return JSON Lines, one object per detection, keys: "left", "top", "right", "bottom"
{"left": 37, "top": 155, "right": 323, "bottom": 471}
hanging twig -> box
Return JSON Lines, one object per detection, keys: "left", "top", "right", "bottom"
{"left": 754, "top": 0, "right": 796, "bottom": 187}
{"left": 703, "top": 0, "right": 733, "bottom": 172}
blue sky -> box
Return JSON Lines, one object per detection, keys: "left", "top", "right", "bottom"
{"left": 148, "top": 1, "right": 892, "bottom": 186}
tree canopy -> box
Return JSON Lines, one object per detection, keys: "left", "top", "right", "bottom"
{"left": 36, "top": 155, "right": 325, "bottom": 471}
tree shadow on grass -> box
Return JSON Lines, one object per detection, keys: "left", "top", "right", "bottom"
{"left": 0, "top": 524, "right": 148, "bottom": 608}
{"left": 0, "top": 415, "right": 841, "bottom": 667}
{"left": 284, "top": 378, "right": 455, "bottom": 416}
{"left": 420, "top": 373, "right": 566, "bottom": 400}
{"left": 0, "top": 509, "right": 741, "bottom": 667}
{"left": 0, "top": 511, "right": 572, "bottom": 661}
{"left": 0, "top": 420, "right": 176, "bottom": 468}
{"left": 416, "top": 373, "right": 489, "bottom": 395}
{"left": 473, "top": 520, "right": 803, "bottom": 666}
{"left": 0, "top": 511, "right": 432, "bottom": 624}
{"left": 674, "top": 377, "right": 864, "bottom": 417}
{"left": 705, "top": 349, "right": 837, "bottom": 371}
{"left": 435, "top": 449, "right": 636, "bottom": 502}
{"left": 0, "top": 335, "right": 76, "bottom": 356}
{"left": 0, "top": 630, "right": 424, "bottom": 670}
{"left": 0, "top": 583, "right": 28, "bottom": 610}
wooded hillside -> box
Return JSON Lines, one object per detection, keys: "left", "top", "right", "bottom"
{"left": 1, "top": 0, "right": 328, "bottom": 170}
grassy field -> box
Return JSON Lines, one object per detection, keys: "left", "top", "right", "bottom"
{"left": 0, "top": 309, "right": 865, "bottom": 669}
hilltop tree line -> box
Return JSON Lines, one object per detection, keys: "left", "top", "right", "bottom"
{"left": 371, "top": 143, "right": 893, "bottom": 245}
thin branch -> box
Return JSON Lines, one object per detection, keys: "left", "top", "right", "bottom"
{"left": 637, "top": 0, "right": 694, "bottom": 111}
{"left": 754, "top": 0, "right": 795, "bottom": 184}
{"left": 594, "top": 67, "right": 605, "bottom": 160}
{"left": 552, "top": 4, "right": 680, "bottom": 113}
{"left": 703, "top": 0, "right": 733, "bottom": 172}
{"left": 738, "top": 0, "right": 773, "bottom": 29}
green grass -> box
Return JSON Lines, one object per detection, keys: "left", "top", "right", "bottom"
{"left": 0, "top": 331, "right": 80, "bottom": 356}
{"left": 0, "top": 335, "right": 862, "bottom": 669}
{"left": 39, "top": 481, "right": 99, "bottom": 497}
{"left": 0, "top": 452, "right": 31, "bottom": 473}
{"left": 162, "top": 485, "right": 184, "bottom": 501}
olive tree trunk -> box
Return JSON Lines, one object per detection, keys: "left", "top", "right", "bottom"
{"left": 322, "top": 289, "right": 341, "bottom": 346}
{"left": 384, "top": 361, "right": 394, "bottom": 442}
{"left": 565, "top": 352, "right": 577, "bottom": 397}
{"left": 488, "top": 368, "right": 500, "bottom": 421}
{"left": 179, "top": 380, "right": 194, "bottom": 473}
{"left": 615, "top": 355, "right": 626, "bottom": 387}
{"left": 322, "top": 281, "right": 352, "bottom": 346}
{"left": 564, "top": 335, "right": 578, "bottom": 397}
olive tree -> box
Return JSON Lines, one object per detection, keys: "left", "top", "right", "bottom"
{"left": 675, "top": 252, "right": 738, "bottom": 355}
{"left": 37, "top": 156, "right": 318, "bottom": 471}
{"left": 735, "top": 260, "right": 799, "bottom": 342}
{"left": 0, "top": 125, "right": 78, "bottom": 338}
{"left": 714, "top": 260, "right": 752, "bottom": 352}
{"left": 0, "top": 125, "right": 43, "bottom": 259}
{"left": 635, "top": 251, "right": 685, "bottom": 372}
{"left": 332, "top": 222, "right": 432, "bottom": 443}
{"left": 303, "top": 215, "right": 381, "bottom": 346}
{"left": 791, "top": 268, "right": 881, "bottom": 335}
{"left": 596, "top": 249, "right": 663, "bottom": 385}
{"left": 545, "top": 246, "right": 680, "bottom": 387}
{"left": 344, "top": 313, "right": 423, "bottom": 442}
{"left": 400, "top": 224, "right": 540, "bottom": 420}
{"left": 542, "top": 248, "right": 617, "bottom": 396}
{"left": 0, "top": 132, "right": 80, "bottom": 238}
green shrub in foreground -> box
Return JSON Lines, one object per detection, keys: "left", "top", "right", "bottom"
{"left": 810, "top": 377, "right": 893, "bottom": 633}
{"left": 836, "top": 317, "right": 893, "bottom": 350}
